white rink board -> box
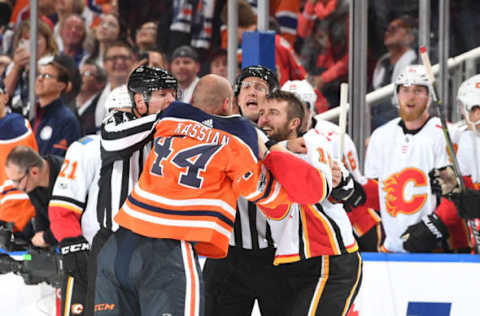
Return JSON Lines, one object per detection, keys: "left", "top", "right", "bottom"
{"left": 1, "top": 253, "right": 479, "bottom": 316}
{"left": 353, "top": 253, "right": 480, "bottom": 316}
{"left": 0, "top": 272, "right": 56, "bottom": 316}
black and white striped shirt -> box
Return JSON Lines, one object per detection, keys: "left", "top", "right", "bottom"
{"left": 96, "top": 111, "right": 158, "bottom": 230}
{"left": 230, "top": 129, "right": 275, "bottom": 250}
{"left": 230, "top": 197, "right": 274, "bottom": 249}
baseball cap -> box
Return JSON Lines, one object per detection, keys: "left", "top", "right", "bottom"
{"left": 171, "top": 45, "right": 199, "bottom": 62}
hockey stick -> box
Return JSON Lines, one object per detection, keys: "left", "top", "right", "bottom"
{"left": 338, "top": 83, "right": 349, "bottom": 159}
{"left": 419, "top": 46, "right": 480, "bottom": 252}
{"left": 419, "top": 46, "right": 465, "bottom": 191}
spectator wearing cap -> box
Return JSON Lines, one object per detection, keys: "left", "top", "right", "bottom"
{"left": 170, "top": 45, "right": 200, "bottom": 103}
{"left": 32, "top": 60, "right": 81, "bottom": 156}
{"left": 76, "top": 60, "right": 106, "bottom": 135}
{"left": 209, "top": 48, "right": 227, "bottom": 78}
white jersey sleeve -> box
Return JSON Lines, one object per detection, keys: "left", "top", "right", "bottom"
{"left": 51, "top": 135, "right": 100, "bottom": 210}
{"left": 314, "top": 119, "right": 365, "bottom": 183}
{"left": 364, "top": 124, "right": 387, "bottom": 179}
{"left": 50, "top": 135, "right": 102, "bottom": 244}
{"left": 457, "top": 130, "right": 480, "bottom": 183}
{"left": 303, "top": 129, "right": 333, "bottom": 191}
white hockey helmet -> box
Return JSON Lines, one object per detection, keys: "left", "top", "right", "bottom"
{"left": 105, "top": 85, "right": 132, "bottom": 113}
{"left": 457, "top": 74, "right": 480, "bottom": 127}
{"left": 393, "top": 64, "right": 433, "bottom": 108}
{"left": 281, "top": 80, "right": 317, "bottom": 113}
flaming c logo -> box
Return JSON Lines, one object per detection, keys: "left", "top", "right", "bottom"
{"left": 383, "top": 167, "right": 428, "bottom": 217}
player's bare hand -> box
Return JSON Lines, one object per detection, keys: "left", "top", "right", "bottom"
{"left": 31, "top": 231, "right": 48, "bottom": 248}
{"left": 332, "top": 160, "right": 342, "bottom": 188}
{"left": 287, "top": 137, "right": 307, "bottom": 154}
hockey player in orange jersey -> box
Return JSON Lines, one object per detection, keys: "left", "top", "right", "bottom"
{"left": 94, "top": 74, "right": 334, "bottom": 316}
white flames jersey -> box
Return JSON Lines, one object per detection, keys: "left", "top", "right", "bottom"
{"left": 314, "top": 119, "right": 365, "bottom": 183}
{"left": 50, "top": 135, "right": 105, "bottom": 244}
{"left": 267, "top": 130, "right": 357, "bottom": 263}
{"left": 365, "top": 117, "right": 450, "bottom": 252}
{"left": 457, "top": 130, "right": 480, "bottom": 187}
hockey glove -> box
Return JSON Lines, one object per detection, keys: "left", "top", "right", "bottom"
{"left": 429, "top": 166, "right": 461, "bottom": 196}
{"left": 401, "top": 213, "right": 449, "bottom": 253}
{"left": 57, "top": 236, "right": 90, "bottom": 281}
{"left": 331, "top": 171, "right": 366, "bottom": 210}
{"left": 450, "top": 189, "right": 480, "bottom": 219}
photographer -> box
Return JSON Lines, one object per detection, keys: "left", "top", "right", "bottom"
{"left": 5, "top": 145, "right": 63, "bottom": 247}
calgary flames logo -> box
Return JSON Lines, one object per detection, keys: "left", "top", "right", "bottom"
{"left": 383, "top": 167, "right": 428, "bottom": 217}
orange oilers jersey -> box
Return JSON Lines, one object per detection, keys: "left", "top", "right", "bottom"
{"left": 0, "top": 180, "right": 35, "bottom": 232}
{"left": 114, "top": 102, "right": 292, "bottom": 258}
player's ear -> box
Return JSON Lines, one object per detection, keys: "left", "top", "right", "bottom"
{"left": 222, "top": 96, "right": 232, "bottom": 115}
{"left": 289, "top": 117, "right": 301, "bottom": 133}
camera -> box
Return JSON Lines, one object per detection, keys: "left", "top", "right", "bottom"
{"left": 0, "top": 222, "right": 64, "bottom": 287}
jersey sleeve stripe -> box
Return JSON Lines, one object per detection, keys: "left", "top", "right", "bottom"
{"left": 316, "top": 169, "right": 330, "bottom": 202}
{"left": 134, "top": 183, "right": 237, "bottom": 218}
{"left": 49, "top": 201, "right": 83, "bottom": 215}
{"left": 252, "top": 169, "right": 274, "bottom": 204}
{"left": 307, "top": 205, "right": 341, "bottom": 254}
{"left": 101, "top": 130, "right": 153, "bottom": 153}
{"left": 127, "top": 195, "right": 234, "bottom": 228}
{"left": 102, "top": 113, "right": 157, "bottom": 139}
{"left": 120, "top": 203, "right": 232, "bottom": 238}
{"left": 257, "top": 182, "right": 282, "bottom": 206}
{"left": 0, "top": 193, "right": 30, "bottom": 204}
{"left": 51, "top": 195, "right": 86, "bottom": 209}
{"left": 1, "top": 187, "right": 20, "bottom": 195}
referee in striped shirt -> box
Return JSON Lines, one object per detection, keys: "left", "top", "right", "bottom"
{"left": 89, "top": 66, "right": 177, "bottom": 315}
{"left": 203, "top": 65, "right": 287, "bottom": 316}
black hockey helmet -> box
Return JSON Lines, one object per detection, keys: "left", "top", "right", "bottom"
{"left": 127, "top": 65, "right": 178, "bottom": 116}
{"left": 233, "top": 65, "right": 279, "bottom": 97}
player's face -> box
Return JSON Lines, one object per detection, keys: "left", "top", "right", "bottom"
{"left": 468, "top": 106, "right": 480, "bottom": 130}
{"left": 237, "top": 77, "right": 269, "bottom": 122}
{"left": 397, "top": 85, "right": 429, "bottom": 122}
{"left": 258, "top": 99, "right": 294, "bottom": 142}
{"left": 147, "top": 89, "right": 177, "bottom": 114}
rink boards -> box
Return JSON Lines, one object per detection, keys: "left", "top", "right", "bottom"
{"left": 1, "top": 252, "right": 479, "bottom": 316}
